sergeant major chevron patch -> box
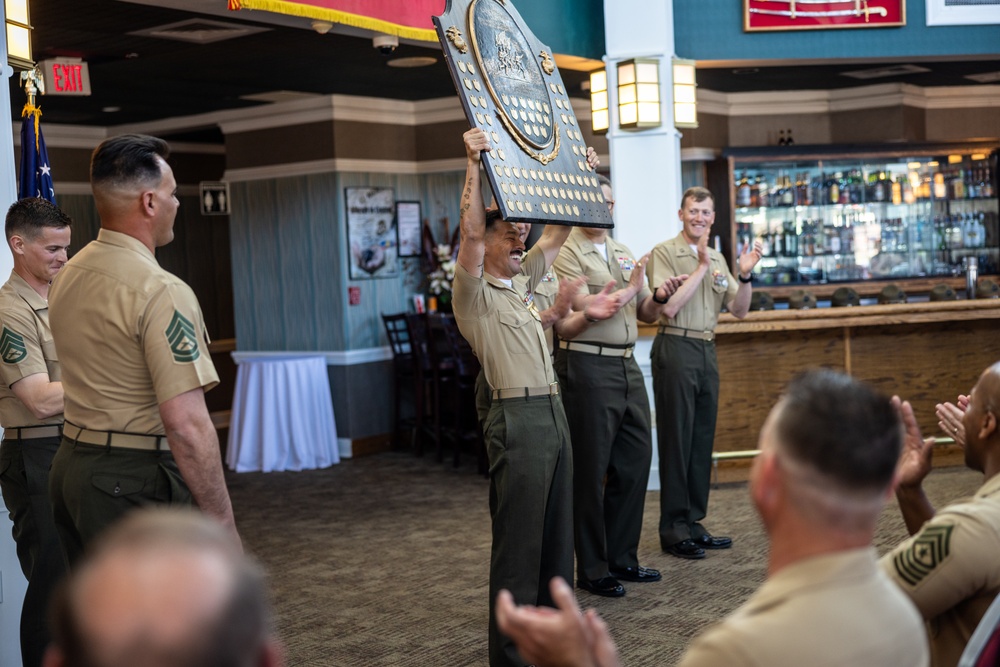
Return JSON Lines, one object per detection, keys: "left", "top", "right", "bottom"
{"left": 0, "top": 327, "right": 26, "bottom": 364}
{"left": 165, "top": 310, "right": 200, "bottom": 363}
{"left": 893, "top": 524, "right": 953, "bottom": 587}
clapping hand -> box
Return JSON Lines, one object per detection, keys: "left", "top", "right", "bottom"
{"left": 738, "top": 239, "right": 764, "bottom": 278}
{"left": 892, "top": 396, "right": 935, "bottom": 489}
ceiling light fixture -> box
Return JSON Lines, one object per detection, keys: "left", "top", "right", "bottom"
{"left": 386, "top": 56, "right": 437, "bottom": 68}
{"left": 310, "top": 20, "right": 333, "bottom": 35}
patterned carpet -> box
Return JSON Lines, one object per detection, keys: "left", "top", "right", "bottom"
{"left": 225, "top": 452, "right": 983, "bottom": 666}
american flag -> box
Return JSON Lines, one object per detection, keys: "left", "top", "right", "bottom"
{"left": 19, "top": 104, "right": 55, "bottom": 202}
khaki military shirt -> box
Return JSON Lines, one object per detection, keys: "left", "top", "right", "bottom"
{"left": 553, "top": 229, "right": 650, "bottom": 346}
{"left": 647, "top": 233, "right": 738, "bottom": 331}
{"left": 680, "top": 548, "right": 928, "bottom": 667}
{"left": 534, "top": 267, "right": 559, "bottom": 354}
{"left": 881, "top": 474, "right": 1000, "bottom": 667}
{"left": 49, "top": 229, "right": 218, "bottom": 435}
{"left": 453, "top": 245, "right": 555, "bottom": 390}
{"left": 0, "top": 272, "right": 61, "bottom": 428}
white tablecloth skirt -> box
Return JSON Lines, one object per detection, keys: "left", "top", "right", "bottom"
{"left": 227, "top": 355, "right": 340, "bottom": 472}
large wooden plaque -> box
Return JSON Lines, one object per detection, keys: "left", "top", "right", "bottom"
{"left": 433, "top": 0, "right": 613, "bottom": 228}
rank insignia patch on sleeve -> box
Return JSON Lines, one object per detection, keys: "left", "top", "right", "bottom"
{"left": 165, "top": 310, "right": 201, "bottom": 363}
{"left": 893, "top": 524, "right": 954, "bottom": 586}
{"left": 0, "top": 327, "right": 26, "bottom": 364}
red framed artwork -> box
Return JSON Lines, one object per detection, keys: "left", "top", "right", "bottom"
{"left": 744, "top": 0, "right": 905, "bottom": 31}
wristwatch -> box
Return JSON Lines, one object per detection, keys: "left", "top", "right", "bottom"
{"left": 652, "top": 287, "right": 670, "bottom": 304}
{"left": 738, "top": 273, "right": 753, "bottom": 284}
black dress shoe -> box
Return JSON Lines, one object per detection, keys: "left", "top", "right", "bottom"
{"left": 694, "top": 534, "right": 732, "bottom": 550}
{"left": 608, "top": 565, "right": 662, "bottom": 583}
{"left": 578, "top": 576, "right": 626, "bottom": 597}
{"left": 663, "top": 539, "right": 706, "bottom": 560}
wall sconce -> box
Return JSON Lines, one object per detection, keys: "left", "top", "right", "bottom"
{"left": 672, "top": 58, "right": 698, "bottom": 129}
{"left": 589, "top": 68, "right": 609, "bottom": 135}
{"left": 617, "top": 58, "right": 660, "bottom": 130}
{"left": 5, "top": 0, "right": 32, "bottom": 69}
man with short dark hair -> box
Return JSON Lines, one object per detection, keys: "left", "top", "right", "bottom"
{"left": 0, "top": 197, "right": 71, "bottom": 667}
{"left": 497, "top": 370, "right": 929, "bottom": 667}
{"left": 553, "top": 174, "right": 685, "bottom": 597}
{"left": 453, "top": 127, "right": 615, "bottom": 667}
{"left": 43, "top": 509, "right": 280, "bottom": 667}
{"left": 884, "top": 363, "right": 1000, "bottom": 667}
{"left": 48, "top": 134, "right": 239, "bottom": 566}
{"left": 647, "top": 186, "right": 762, "bottom": 559}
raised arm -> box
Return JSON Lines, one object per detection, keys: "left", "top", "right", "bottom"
{"left": 656, "top": 234, "right": 711, "bottom": 321}
{"left": 891, "top": 395, "right": 938, "bottom": 534}
{"left": 457, "top": 128, "right": 490, "bottom": 277}
{"left": 726, "top": 240, "right": 763, "bottom": 319}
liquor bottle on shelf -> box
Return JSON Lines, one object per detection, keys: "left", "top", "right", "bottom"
{"left": 933, "top": 170, "right": 947, "bottom": 200}
{"left": 951, "top": 169, "right": 967, "bottom": 200}
{"left": 785, "top": 129, "right": 795, "bottom": 146}
{"left": 758, "top": 173, "right": 770, "bottom": 207}
{"left": 891, "top": 175, "right": 903, "bottom": 205}
{"left": 827, "top": 173, "right": 841, "bottom": 205}
{"left": 773, "top": 226, "right": 784, "bottom": 256}
{"left": 778, "top": 130, "right": 786, "bottom": 146}
{"left": 902, "top": 174, "right": 916, "bottom": 204}
{"left": 982, "top": 167, "right": 995, "bottom": 198}
{"left": 784, "top": 219, "right": 798, "bottom": 257}
{"left": 736, "top": 172, "right": 751, "bottom": 207}
{"left": 780, "top": 174, "right": 795, "bottom": 207}
{"left": 872, "top": 171, "right": 887, "bottom": 203}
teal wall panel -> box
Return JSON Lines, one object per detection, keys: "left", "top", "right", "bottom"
{"left": 231, "top": 169, "right": 466, "bottom": 352}
{"left": 519, "top": 0, "right": 606, "bottom": 59}
{"left": 674, "top": 0, "right": 1000, "bottom": 61}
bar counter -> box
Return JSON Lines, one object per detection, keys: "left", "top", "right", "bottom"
{"left": 640, "top": 299, "right": 1000, "bottom": 454}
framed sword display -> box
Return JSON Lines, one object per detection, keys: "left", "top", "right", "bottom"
{"left": 433, "top": 0, "right": 613, "bottom": 228}
{"left": 744, "top": 0, "right": 905, "bottom": 31}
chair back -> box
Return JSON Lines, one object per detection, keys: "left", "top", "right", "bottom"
{"left": 381, "top": 313, "right": 412, "bottom": 359}
{"left": 404, "top": 313, "right": 432, "bottom": 373}
{"left": 959, "top": 592, "right": 1000, "bottom": 667}
{"left": 425, "top": 313, "right": 457, "bottom": 374}
{"left": 438, "top": 314, "right": 480, "bottom": 377}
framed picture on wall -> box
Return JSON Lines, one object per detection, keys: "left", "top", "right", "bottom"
{"left": 396, "top": 201, "right": 423, "bottom": 258}
{"left": 744, "top": 0, "right": 905, "bottom": 31}
{"left": 345, "top": 187, "right": 398, "bottom": 280}
{"left": 927, "top": 0, "right": 1000, "bottom": 25}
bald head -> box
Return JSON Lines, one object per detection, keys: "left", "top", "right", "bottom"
{"left": 961, "top": 362, "right": 1000, "bottom": 473}
{"left": 48, "top": 510, "right": 278, "bottom": 667}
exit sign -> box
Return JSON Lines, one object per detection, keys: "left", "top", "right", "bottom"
{"left": 39, "top": 58, "right": 91, "bottom": 96}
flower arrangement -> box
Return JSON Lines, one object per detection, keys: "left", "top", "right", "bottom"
{"left": 427, "top": 244, "right": 456, "bottom": 297}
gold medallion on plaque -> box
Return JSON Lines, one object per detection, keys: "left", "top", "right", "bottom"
{"left": 434, "top": 0, "right": 613, "bottom": 228}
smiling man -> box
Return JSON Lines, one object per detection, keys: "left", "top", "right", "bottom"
{"left": 452, "top": 127, "right": 612, "bottom": 667}
{"left": 0, "top": 198, "right": 71, "bottom": 667}
{"left": 647, "top": 186, "right": 762, "bottom": 560}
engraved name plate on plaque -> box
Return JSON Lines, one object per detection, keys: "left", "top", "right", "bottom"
{"left": 434, "top": 0, "right": 613, "bottom": 228}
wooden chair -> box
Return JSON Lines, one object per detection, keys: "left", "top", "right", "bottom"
{"left": 381, "top": 313, "right": 429, "bottom": 454}
{"left": 434, "top": 314, "right": 486, "bottom": 472}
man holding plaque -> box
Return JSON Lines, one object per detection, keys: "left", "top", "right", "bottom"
{"left": 648, "top": 186, "right": 763, "bottom": 560}
{"left": 453, "top": 127, "right": 605, "bottom": 667}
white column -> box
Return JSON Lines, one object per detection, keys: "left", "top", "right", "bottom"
{"left": 0, "top": 7, "right": 27, "bottom": 666}
{"left": 603, "top": 0, "right": 682, "bottom": 257}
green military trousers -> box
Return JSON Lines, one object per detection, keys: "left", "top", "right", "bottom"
{"left": 485, "top": 392, "right": 573, "bottom": 667}
{"left": 555, "top": 348, "right": 652, "bottom": 582}
{"left": 651, "top": 334, "right": 720, "bottom": 546}
{"left": 49, "top": 437, "right": 192, "bottom": 567}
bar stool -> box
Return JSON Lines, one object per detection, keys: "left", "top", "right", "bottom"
{"left": 381, "top": 313, "right": 429, "bottom": 454}
{"left": 437, "top": 314, "right": 486, "bottom": 473}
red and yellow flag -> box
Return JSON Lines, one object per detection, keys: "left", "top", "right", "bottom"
{"left": 228, "top": 0, "right": 445, "bottom": 42}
